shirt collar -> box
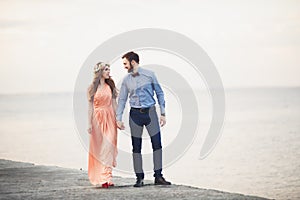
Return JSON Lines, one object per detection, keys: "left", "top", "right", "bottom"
{"left": 130, "top": 67, "right": 141, "bottom": 77}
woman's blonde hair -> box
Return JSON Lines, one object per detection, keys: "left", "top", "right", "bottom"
{"left": 87, "top": 62, "right": 117, "bottom": 102}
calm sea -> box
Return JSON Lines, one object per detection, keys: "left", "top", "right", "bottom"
{"left": 0, "top": 88, "right": 299, "bottom": 199}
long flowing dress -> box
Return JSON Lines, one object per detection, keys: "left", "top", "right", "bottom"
{"left": 88, "top": 83, "right": 117, "bottom": 185}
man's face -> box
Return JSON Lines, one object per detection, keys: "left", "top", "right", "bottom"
{"left": 122, "top": 58, "right": 133, "bottom": 73}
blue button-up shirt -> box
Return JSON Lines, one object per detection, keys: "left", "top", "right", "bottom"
{"left": 116, "top": 67, "right": 165, "bottom": 121}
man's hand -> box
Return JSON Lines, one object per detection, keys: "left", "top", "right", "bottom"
{"left": 160, "top": 116, "right": 166, "bottom": 127}
{"left": 117, "top": 121, "right": 125, "bottom": 130}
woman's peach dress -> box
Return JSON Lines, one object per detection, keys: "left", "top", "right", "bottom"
{"left": 88, "top": 83, "right": 117, "bottom": 185}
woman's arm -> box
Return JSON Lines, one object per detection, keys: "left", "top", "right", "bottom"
{"left": 112, "top": 98, "right": 117, "bottom": 113}
{"left": 112, "top": 87, "right": 118, "bottom": 113}
{"left": 87, "top": 101, "right": 93, "bottom": 134}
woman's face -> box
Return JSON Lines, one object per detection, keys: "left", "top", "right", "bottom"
{"left": 101, "top": 65, "right": 110, "bottom": 79}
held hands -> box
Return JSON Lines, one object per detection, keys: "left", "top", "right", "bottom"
{"left": 117, "top": 121, "right": 125, "bottom": 130}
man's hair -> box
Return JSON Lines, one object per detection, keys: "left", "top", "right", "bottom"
{"left": 122, "top": 51, "right": 139, "bottom": 64}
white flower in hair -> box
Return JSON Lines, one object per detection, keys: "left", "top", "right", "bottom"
{"left": 93, "top": 64, "right": 101, "bottom": 73}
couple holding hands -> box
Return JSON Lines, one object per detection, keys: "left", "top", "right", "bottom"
{"left": 87, "top": 51, "right": 171, "bottom": 188}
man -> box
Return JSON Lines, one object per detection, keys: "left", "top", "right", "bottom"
{"left": 116, "top": 51, "right": 171, "bottom": 187}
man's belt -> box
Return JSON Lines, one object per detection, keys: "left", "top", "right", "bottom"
{"left": 131, "top": 107, "right": 151, "bottom": 113}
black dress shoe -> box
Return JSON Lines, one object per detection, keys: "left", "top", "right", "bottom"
{"left": 154, "top": 177, "right": 171, "bottom": 185}
{"left": 133, "top": 179, "right": 144, "bottom": 187}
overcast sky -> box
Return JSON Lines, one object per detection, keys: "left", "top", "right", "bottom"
{"left": 0, "top": 0, "right": 299, "bottom": 94}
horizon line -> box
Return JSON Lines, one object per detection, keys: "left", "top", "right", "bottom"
{"left": 0, "top": 86, "right": 299, "bottom": 96}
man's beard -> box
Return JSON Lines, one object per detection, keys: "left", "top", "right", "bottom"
{"left": 127, "top": 63, "right": 134, "bottom": 73}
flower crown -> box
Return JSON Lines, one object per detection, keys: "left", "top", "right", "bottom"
{"left": 94, "top": 62, "right": 109, "bottom": 73}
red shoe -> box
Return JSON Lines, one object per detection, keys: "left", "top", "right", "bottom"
{"left": 108, "top": 183, "right": 114, "bottom": 187}
{"left": 101, "top": 182, "right": 109, "bottom": 188}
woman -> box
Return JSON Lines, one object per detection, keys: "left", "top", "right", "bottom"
{"left": 87, "top": 62, "right": 118, "bottom": 188}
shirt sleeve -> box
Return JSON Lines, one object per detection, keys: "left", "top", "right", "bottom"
{"left": 152, "top": 72, "right": 166, "bottom": 115}
{"left": 116, "top": 78, "right": 129, "bottom": 121}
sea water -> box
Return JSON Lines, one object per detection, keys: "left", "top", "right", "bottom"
{"left": 0, "top": 88, "right": 299, "bottom": 199}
